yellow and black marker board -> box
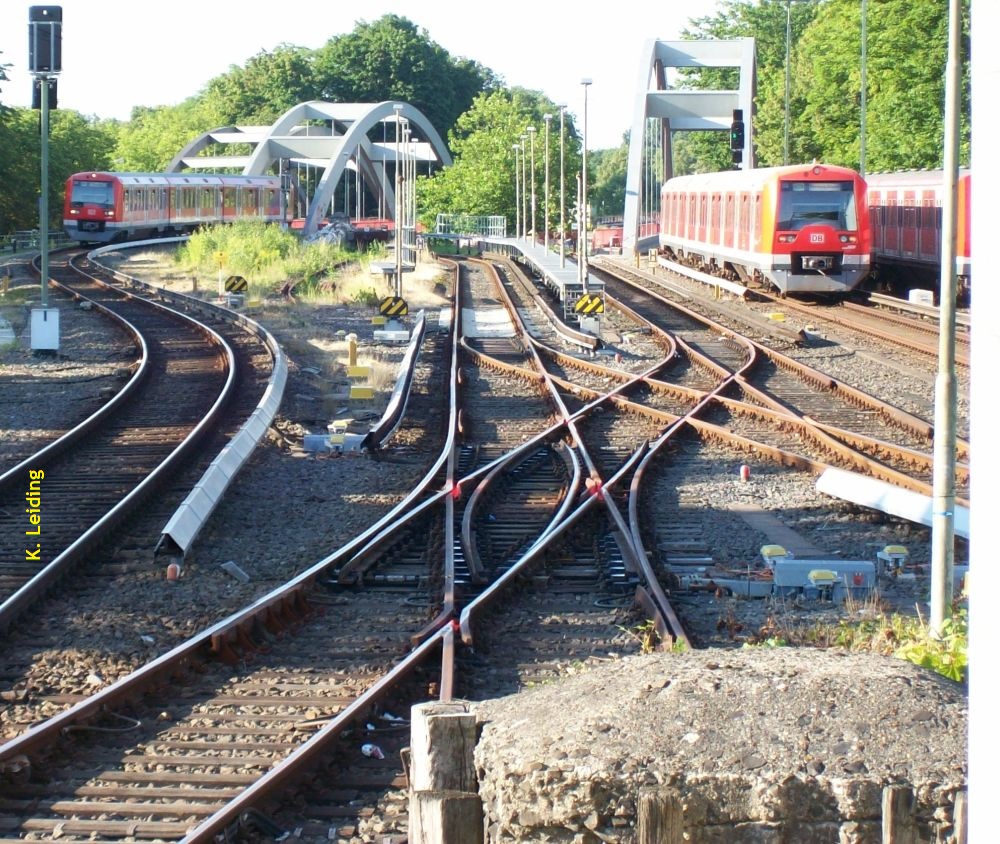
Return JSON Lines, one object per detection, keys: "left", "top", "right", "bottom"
{"left": 224, "top": 275, "right": 248, "bottom": 292}
{"left": 379, "top": 296, "right": 409, "bottom": 316}
{"left": 574, "top": 294, "right": 605, "bottom": 314}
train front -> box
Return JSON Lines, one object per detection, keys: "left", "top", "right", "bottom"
{"left": 63, "top": 172, "right": 122, "bottom": 244}
{"left": 767, "top": 165, "right": 870, "bottom": 294}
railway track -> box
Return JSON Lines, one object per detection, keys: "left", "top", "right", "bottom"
{"left": 0, "top": 254, "right": 232, "bottom": 632}
{"left": 594, "top": 264, "right": 968, "bottom": 501}
{"left": 0, "top": 246, "right": 968, "bottom": 842}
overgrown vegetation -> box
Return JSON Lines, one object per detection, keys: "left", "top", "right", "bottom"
{"left": 172, "top": 222, "right": 417, "bottom": 307}
{"left": 175, "top": 220, "right": 353, "bottom": 300}
{"left": 742, "top": 596, "right": 969, "bottom": 683}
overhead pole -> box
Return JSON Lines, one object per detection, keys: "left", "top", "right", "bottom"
{"left": 929, "top": 0, "right": 962, "bottom": 637}
{"left": 859, "top": 0, "right": 868, "bottom": 175}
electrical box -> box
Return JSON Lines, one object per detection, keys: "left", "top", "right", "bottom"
{"left": 30, "top": 307, "right": 60, "bottom": 352}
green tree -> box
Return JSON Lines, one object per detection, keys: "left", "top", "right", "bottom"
{"left": 589, "top": 139, "right": 629, "bottom": 221}
{"left": 796, "top": 0, "right": 970, "bottom": 171}
{"left": 416, "top": 88, "right": 580, "bottom": 237}
{"left": 114, "top": 98, "right": 227, "bottom": 172}
{"left": 312, "top": 15, "right": 496, "bottom": 142}
{"left": 679, "top": 0, "right": 969, "bottom": 172}
{"left": 680, "top": 0, "right": 821, "bottom": 170}
{"left": 201, "top": 45, "right": 318, "bottom": 125}
{"left": 0, "top": 108, "right": 117, "bottom": 232}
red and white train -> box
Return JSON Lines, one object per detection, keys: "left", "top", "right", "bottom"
{"left": 865, "top": 169, "right": 971, "bottom": 303}
{"left": 63, "top": 171, "right": 291, "bottom": 244}
{"left": 659, "top": 163, "right": 870, "bottom": 295}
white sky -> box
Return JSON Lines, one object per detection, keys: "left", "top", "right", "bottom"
{"left": 0, "top": 0, "right": 720, "bottom": 150}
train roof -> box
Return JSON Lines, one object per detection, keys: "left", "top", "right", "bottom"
{"left": 864, "top": 168, "right": 970, "bottom": 189}
{"left": 662, "top": 163, "right": 862, "bottom": 192}
{"left": 68, "top": 171, "right": 281, "bottom": 186}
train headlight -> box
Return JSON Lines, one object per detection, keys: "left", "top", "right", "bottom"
{"left": 839, "top": 234, "right": 856, "bottom": 243}
{"left": 778, "top": 234, "right": 795, "bottom": 243}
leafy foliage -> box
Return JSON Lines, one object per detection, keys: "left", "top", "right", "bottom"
{"left": 201, "top": 45, "right": 319, "bottom": 126}
{"left": 417, "top": 88, "right": 581, "bottom": 235}
{"left": 312, "top": 15, "right": 496, "bottom": 140}
{"left": 176, "top": 219, "right": 299, "bottom": 275}
{"left": 680, "top": 0, "right": 970, "bottom": 172}
{"left": 0, "top": 108, "right": 117, "bottom": 232}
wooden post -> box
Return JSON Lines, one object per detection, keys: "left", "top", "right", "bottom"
{"left": 637, "top": 787, "right": 684, "bottom": 844}
{"left": 409, "top": 701, "right": 477, "bottom": 792}
{"left": 408, "top": 701, "right": 482, "bottom": 844}
{"left": 952, "top": 790, "right": 967, "bottom": 844}
{"left": 410, "top": 791, "right": 483, "bottom": 843}
{"left": 882, "top": 784, "right": 918, "bottom": 844}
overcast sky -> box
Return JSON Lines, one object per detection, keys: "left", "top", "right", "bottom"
{"left": 1, "top": 0, "right": 721, "bottom": 149}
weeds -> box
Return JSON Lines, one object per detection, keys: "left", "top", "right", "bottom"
{"left": 739, "top": 598, "right": 968, "bottom": 684}
{"left": 619, "top": 619, "right": 660, "bottom": 654}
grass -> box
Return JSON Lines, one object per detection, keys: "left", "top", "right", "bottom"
{"left": 739, "top": 590, "right": 968, "bottom": 683}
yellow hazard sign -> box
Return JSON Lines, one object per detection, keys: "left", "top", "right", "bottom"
{"left": 574, "top": 293, "right": 605, "bottom": 314}
{"left": 379, "top": 296, "right": 408, "bottom": 316}
{"left": 224, "top": 275, "right": 248, "bottom": 292}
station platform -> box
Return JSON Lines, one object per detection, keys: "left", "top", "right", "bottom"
{"left": 482, "top": 236, "right": 605, "bottom": 311}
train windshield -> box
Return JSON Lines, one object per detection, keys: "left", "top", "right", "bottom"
{"left": 777, "top": 181, "right": 857, "bottom": 231}
{"left": 70, "top": 179, "right": 114, "bottom": 208}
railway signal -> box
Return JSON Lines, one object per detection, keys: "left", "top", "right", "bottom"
{"left": 28, "top": 5, "right": 62, "bottom": 351}
{"left": 730, "top": 109, "right": 745, "bottom": 165}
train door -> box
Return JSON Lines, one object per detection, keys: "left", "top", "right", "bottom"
{"left": 710, "top": 194, "right": 722, "bottom": 245}
{"left": 883, "top": 195, "right": 900, "bottom": 256}
{"left": 223, "top": 187, "right": 237, "bottom": 222}
{"left": 918, "top": 191, "right": 939, "bottom": 262}
{"left": 738, "top": 193, "right": 750, "bottom": 252}
{"left": 724, "top": 193, "right": 735, "bottom": 250}
{"left": 869, "top": 191, "right": 884, "bottom": 254}
{"left": 900, "top": 191, "right": 918, "bottom": 257}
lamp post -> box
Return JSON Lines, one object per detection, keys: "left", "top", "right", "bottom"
{"left": 512, "top": 143, "right": 521, "bottom": 238}
{"left": 580, "top": 78, "right": 592, "bottom": 291}
{"left": 860, "top": 0, "right": 868, "bottom": 175}
{"left": 393, "top": 104, "right": 403, "bottom": 297}
{"left": 784, "top": 1, "right": 792, "bottom": 165}
{"left": 543, "top": 114, "right": 552, "bottom": 252}
{"left": 784, "top": 0, "right": 816, "bottom": 166}
{"left": 520, "top": 133, "right": 528, "bottom": 242}
{"left": 526, "top": 126, "right": 537, "bottom": 245}
{"left": 558, "top": 104, "right": 566, "bottom": 267}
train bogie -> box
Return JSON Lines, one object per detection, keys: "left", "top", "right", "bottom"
{"left": 63, "top": 171, "right": 289, "bottom": 245}
{"left": 659, "top": 163, "right": 870, "bottom": 295}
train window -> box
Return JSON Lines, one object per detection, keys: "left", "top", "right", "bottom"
{"left": 777, "top": 180, "right": 858, "bottom": 231}
{"left": 70, "top": 179, "right": 114, "bottom": 208}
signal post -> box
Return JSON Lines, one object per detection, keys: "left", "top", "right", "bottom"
{"left": 28, "top": 5, "right": 62, "bottom": 353}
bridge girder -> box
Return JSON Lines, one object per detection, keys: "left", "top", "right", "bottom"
{"left": 167, "top": 101, "right": 452, "bottom": 237}
{"left": 622, "top": 39, "right": 756, "bottom": 255}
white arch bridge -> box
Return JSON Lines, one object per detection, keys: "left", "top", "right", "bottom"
{"left": 167, "top": 100, "right": 452, "bottom": 239}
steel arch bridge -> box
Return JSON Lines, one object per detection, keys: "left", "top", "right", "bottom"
{"left": 622, "top": 39, "right": 756, "bottom": 255}
{"left": 167, "top": 101, "right": 452, "bottom": 238}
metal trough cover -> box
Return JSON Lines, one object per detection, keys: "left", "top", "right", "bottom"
{"left": 773, "top": 560, "right": 876, "bottom": 590}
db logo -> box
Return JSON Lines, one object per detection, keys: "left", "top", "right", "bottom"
{"left": 810, "top": 233, "right": 825, "bottom": 244}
